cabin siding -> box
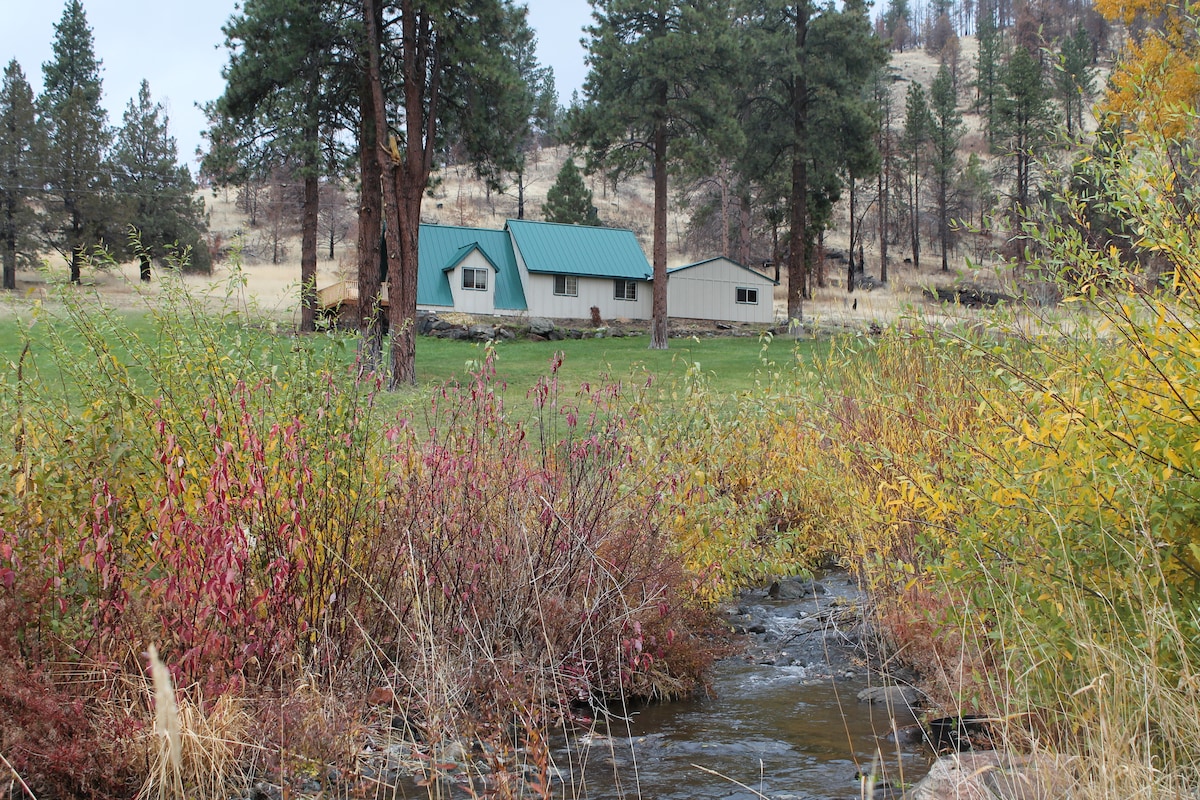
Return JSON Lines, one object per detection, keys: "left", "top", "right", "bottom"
{"left": 668, "top": 257, "right": 777, "bottom": 324}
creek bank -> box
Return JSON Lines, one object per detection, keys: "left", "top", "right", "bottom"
{"left": 313, "top": 570, "right": 931, "bottom": 800}
{"left": 566, "top": 570, "right": 935, "bottom": 799}
{"left": 255, "top": 571, "right": 1054, "bottom": 800}
{"left": 733, "top": 573, "right": 1082, "bottom": 800}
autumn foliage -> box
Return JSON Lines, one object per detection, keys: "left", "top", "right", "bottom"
{"left": 0, "top": 274, "right": 716, "bottom": 796}
{"left": 1097, "top": 0, "right": 1200, "bottom": 136}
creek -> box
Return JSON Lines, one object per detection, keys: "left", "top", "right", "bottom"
{"left": 377, "top": 573, "right": 935, "bottom": 800}
{"left": 551, "top": 572, "right": 934, "bottom": 800}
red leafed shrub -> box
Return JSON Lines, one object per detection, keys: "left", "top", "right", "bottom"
{"left": 0, "top": 638, "right": 139, "bottom": 800}
{"left": 367, "top": 357, "right": 719, "bottom": 730}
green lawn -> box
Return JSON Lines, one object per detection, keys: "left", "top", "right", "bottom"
{"left": 0, "top": 309, "right": 825, "bottom": 420}
{"left": 416, "top": 332, "right": 818, "bottom": 395}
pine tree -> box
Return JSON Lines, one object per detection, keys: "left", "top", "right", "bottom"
{"left": 543, "top": 159, "right": 600, "bottom": 226}
{"left": 111, "top": 80, "right": 210, "bottom": 280}
{"left": 0, "top": 60, "right": 43, "bottom": 290}
{"left": 739, "top": 0, "right": 887, "bottom": 319}
{"left": 1055, "top": 24, "right": 1095, "bottom": 137}
{"left": 212, "top": 0, "right": 344, "bottom": 332}
{"left": 496, "top": 11, "right": 553, "bottom": 220}
{"left": 902, "top": 81, "right": 930, "bottom": 268}
{"left": 577, "top": 0, "right": 739, "bottom": 349}
{"left": 40, "top": 0, "right": 112, "bottom": 284}
{"left": 997, "top": 44, "right": 1053, "bottom": 221}
{"left": 882, "top": 0, "right": 913, "bottom": 49}
{"left": 973, "top": 9, "right": 1004, "bottom": 142}
{"left": 363, "top": 0, "right": 531, "bottom": 385}
{"left": 872, "top": 66, "right": 897, "bottom": 283}
{"left": 929, "top": 64, "right": 963, "bottom": 272}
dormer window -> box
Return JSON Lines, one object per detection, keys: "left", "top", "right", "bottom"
{"left": 462, "top": 267, "right": 488, "bottom": 291}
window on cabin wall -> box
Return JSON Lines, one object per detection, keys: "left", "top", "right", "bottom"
{"left": 554, "top": 274, "right": 578, "bottom": 296}
{"left": 736, "top": 287, "right": 759, "bottom": 304}
{"left": 614, "top": 279, "right": 638, "bottom": 301}
{"left": 463, "top": 267, "right": 488, "bottom": 291}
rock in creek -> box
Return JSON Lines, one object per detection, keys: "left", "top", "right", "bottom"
{"left": 768, "top": 577, "right": 827, "bottom": 600}
{"left": 856, "top": 684, "right": 925, "bottom": 712}
{"left": 906, "top": 750, "right": 1078, "bottom": 800}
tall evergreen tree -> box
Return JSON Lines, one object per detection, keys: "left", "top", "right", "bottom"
{"left": 0, "top": 60, "right": 43, "bottom": 291}
{"left": 363, "top": 0, "right": 531, "bottom": 385}
{"left": 739, "top": 0, "right": 887, "bottom": 320}
{"left": 973, "top": 8, "right": 1004, "bottom": 142}
{"left": 997, "top": 44, "right": 1053, "bottom": 224}
{"left": 928, "top": 64, "right": 963, "bottom": 272}
{"left": 503, "top": 18, "right": 556, "bottom": 220}
{"left": 1054, "top": 23, "right": 1095, "bottom": 137}
{"left": 111, "top": 80, "right": 210, "bottom": 280}
{"left": 902, "top": 80, "right": 930, "bottom": 268}
{"left": 871, "top": 65, "right": 897, "bottom": 283}
{"left": 40, "top": 0, "right": 111, "bottom": 284}
{"left": 542, "top": 159, "right": 600, "bottom": 225}
{"left": 577, "top": 0, "right": 738, "bottom": 349}
{"left": 211, "top": 0, "right": 345, "bottom": 332}
{"left": 882, "top": 0, "right": 913, "bottom": 49}
{"left": 354, "top": 7, "right": 384, "bottom": 373}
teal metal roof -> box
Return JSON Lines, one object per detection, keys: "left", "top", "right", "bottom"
{"left": 442, "top": 242, "right": 500, "bottom": 273}
{"left": 506, "top": 219, "right": 652, "bottom": 280}
{"left": 668, "top": 257, "right": 779, "bottom": 285}
{"left": 417, "top": 224, "right": 527, "bottom": 310}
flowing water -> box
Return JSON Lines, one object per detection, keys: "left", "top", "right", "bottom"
{"left": 547, "top": 574, "right": 933, "bottom": 800}
{"left": 554, "top": 661, "right": 930, "bottom": 800}
{"left": 382, "top": 574, "right": 934, "bottom": 800}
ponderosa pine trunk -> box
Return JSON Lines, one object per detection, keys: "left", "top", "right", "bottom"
{"left": 300, "top": 119, "right": 319, "bottom": 333}
{"left": 650, "top": 105, "right": 668, "bottom": 350}
{"left": 738, "top": 191, "right": 752, "bottom": 266}
{"left": 787, "top": 3, "right": 810, "bottom": 323}
{"left": 939, "top": 177, "right": 949, "bottom": 271}
{"left": 390, "top": 176, "right": 420, "bottom": 385}
{"left": 69, "top": 204, "right": 83, "bottom": 283}
{"left": 4, "top": 219, "right": 15, "bottom": 290}
{"left": 2, "top": 189, "right": 16, "bottom": 289}
{"left": 356, "top": 55, "right": 383, "bottom": 373}
{"left": 848, "top": 180, "right": 856, "bottom": 292}
{"left": 910, "top": 150, "right": 921, "bottom": 269}
{"left": 879, "top": 137, "right": 889, "bottom": 283}
{"left": 362, "top": 0, "right": 405, "bottom": 383}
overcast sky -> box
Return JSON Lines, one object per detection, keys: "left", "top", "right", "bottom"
{"left": 1, "top": 0, "right": 594, "bottom": 174}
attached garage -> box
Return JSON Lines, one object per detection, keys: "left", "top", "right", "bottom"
{"left": 667, "top": 257, "right": 778, "bottom": 324}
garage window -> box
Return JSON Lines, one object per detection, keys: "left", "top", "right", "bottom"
{"left": 736, "top": 287, "right": 759, "bottom": 304}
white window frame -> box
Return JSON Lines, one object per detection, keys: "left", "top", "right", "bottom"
{"left": 614, "top": 279, "right": 638, "bottom": 301}
{"left": 554, "top": 274, "right": 579, "bottom": 297}
{"left": 462, "top": 266, "right": 488, "bottom": 291}
{"left": 736, "top": 286, "right": 759, "bottom": 305}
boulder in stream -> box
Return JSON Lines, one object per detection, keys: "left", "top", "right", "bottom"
{"left": 857, "top": 684, "right": 924, "bottom": 712}
{"left": 905, "top": 750, "right": 1078, "bottom": 800}
{"left": 768, "top": 577, "right": 827, "bottom": 600}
